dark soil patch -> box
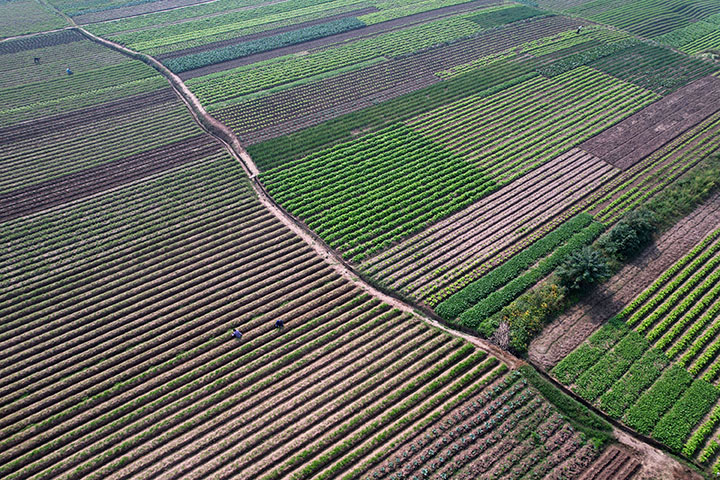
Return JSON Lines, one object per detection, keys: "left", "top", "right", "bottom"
{"left": 582, "top": 75, "right": 720, "bottom": 170}
{"left": 0, "top": 134, "right": 221, "bottom": 222}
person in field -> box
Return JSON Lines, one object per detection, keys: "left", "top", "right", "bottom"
{"left": 577, "top": 26, "right": 583, "bottom": 34}
{"left": 34, "top": 57, "right": 40, "bottom": 64}
{"left": 66, "top": 67, "right": 73, "bottom": 75}
{"left": 232, "top": 329, "right": 242, "bottom": 339}
{"left": 275, "top": 319, "right": 284, "bottom": 329}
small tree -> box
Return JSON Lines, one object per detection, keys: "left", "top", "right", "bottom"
{"left": 556, "top": 246, "right": 610, "bottom": 292}
{"left": 597, "top": 209, "right": 657, "bottom": 261}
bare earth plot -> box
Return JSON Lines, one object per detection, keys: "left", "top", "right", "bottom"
{"left": 582, "top": 75, "right": 720, "bottom": 170}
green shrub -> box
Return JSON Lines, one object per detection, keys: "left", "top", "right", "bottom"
{"left": 556, "top": 246, "right": 610, "bottom": 292}
{"left": 597, "top": 208, "right": 657, "bottom": 261}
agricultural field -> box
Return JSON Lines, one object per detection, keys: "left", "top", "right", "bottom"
{"left": 6, "top": 0, "right": 720, "bottom": 478}
{"left": 551, "top": 209, "right": 720, "bottom": 473}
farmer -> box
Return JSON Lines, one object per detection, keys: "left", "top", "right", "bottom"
{"left": 33, "top": 57, "right": 40, "bottom": 64}
{"left": 66, "top": 67, "right": 73, "bottom": 75}
{"left": 577, "top": 25, "right": 583, "bottom": 34}
{"left": 231, "top": 328, "right": 242, "bottom": 339}
{"left": 275, "top": 319, "right": 284, "bottom": 329}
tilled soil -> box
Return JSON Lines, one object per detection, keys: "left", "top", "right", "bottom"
{"left": 582, "top": 75, "right": 720, "bottom": 170}
{"left": 529, "top": 190, "right": 720, "bottom": 369}
{"left": 0, "top": 134, "right": 221, "bottom": 222}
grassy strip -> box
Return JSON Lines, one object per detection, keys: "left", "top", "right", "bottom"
{"left": 519, "top": 365, "right": 613, "bottom": 448}
{"left": 436, "top": 213, "right": 593, "bottom": 321}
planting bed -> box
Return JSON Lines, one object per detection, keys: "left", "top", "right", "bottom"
{"left": 581, "top": 75, "right": 720, "bottom": 170}
{"left": 550, "top": 198, "right": 720, "bottom": 468}
{"left": 216, "top": 15, "right": 587, "bottom": 147}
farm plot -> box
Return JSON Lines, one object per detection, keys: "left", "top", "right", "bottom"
{"left": 582, "top": 75, "right": 720, "bottom": 170}
{"left": 551, "top": 217, "right": 720, "bottom": 468}
{"left": 1, "top": 36, "right": 130, "bottom": 89}
{"left": 0, "top": 90, "right": 202, "bottom": 195}
{"left": 185, "top": 15, "right": 487, "bottom": 105}
{"left": 0, "top": 0, "right": 68, "bottom": 38}
{"left": 227, "top": 15, "right": 583, "bottom": 150}
{"left": 0, "top": 34, "right": 166, "bottom": 126}
{"left": 408, "top": 66, "right": 658, "bottom": 172}
{"left": 0, "top": 147, "right": 613, "bottom": 480}
{"left": 260, "top": 66, "right": 656, "bottom": 266}
{"left": 564, "top": 0, "right": 720, "bottom": 38}
{"left": 361, "top": 149, "right": 619, "bottom": 308}
{"left": 588, "top": 42, "right": 719, "bottom": 95}
{"left": 530, "top": 190, "right": 720, "bottom": 369}
{"left": 655, "top": 14, "right": 720, "bottom": 54}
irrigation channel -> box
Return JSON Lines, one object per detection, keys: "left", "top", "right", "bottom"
{"left": 4, "top": 9, "right": 704, "bottom": 477}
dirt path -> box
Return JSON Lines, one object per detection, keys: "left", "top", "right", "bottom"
{"left": 529, "top": 190, "right": 720, "bottom": 370}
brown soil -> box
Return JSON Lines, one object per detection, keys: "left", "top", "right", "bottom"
{"left": 0, "top": 134, "right": 221, "bottom": 222}
{"left": 582, "top": 75, "right": 720, "bottom": 170}
{"left": 529, "top": 189, "right": 720, "bottom": 369}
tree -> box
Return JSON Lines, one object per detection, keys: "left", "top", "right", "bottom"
{"left": 597, "top": 209, "right": 657, "bottom": 261}
{"left": 556, "top": 247, "right": 610, "bottom": 292}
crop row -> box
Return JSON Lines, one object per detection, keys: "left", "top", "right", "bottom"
{"left": 262, "top": 123, "right": 496, "bottom": 261}
{"left": 592, "top": 110, "right": 720, "bottom": 222}
{"left": 370, "top": 150, "right": 617, "bottom": 306}
{"left": 411, "top": 66, "right": 658, "bottom": 178}
{"left": 245, "top": 15, "right": 583, "bottom": 168}
{"left": 359, "top": 149, "right": 608, "bottom": 288}
{"left": 589, "top": 43, "right": 719, "bottom": 95}
{"left": 457, "top": 220, "right": 605, "bottom": 335}
{"left": 101, "top": 0, "right": 368, "bottom": 50}
{"left": 165, "top": 17, "right": 366, "bottom": 73}
{"left": 187, "top": 15, "right": 484, "bottom": 105}
{"left": 1, "top": 103, "right": 200, "bottom": 195}
{"left": 436, "top": 213, "right": 593, "bottom": 321}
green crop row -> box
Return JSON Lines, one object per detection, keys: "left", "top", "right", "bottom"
{"left": 164, "top": 17, "right": 366, "bottom": 73}
{"left": 261, "top": 124, "right": 497, "bottom": 261}
{"left": 536, "top": 39, "right": 640, "bottom": 77}
{"left": 651, "top": 379, "right": 719, "bottom": 453}
{"left": 572, "top": 331, "right": 648, "bottom": 403}
{"left": 693, "top": 403, "right": 720, "bottom": 460}
{"left": 359, "top": 0, "right": 506, "bottom": 25}
{"left": 104, "top": 0, "right": 367, "bottom": 50}
{"left": 465, "top": 5, "right": 546, "bottom": 28}
{"left": 624, "top": 365, "right": 692, "bottom": 435}
{"left": 619, "top": 227, "right": 720, "bottom": 324}
{"left": 589, "top": 43, "right": 719, "bottom": 95}
{"left": 436, "top": 213, "right": 593, "bottom": 321}
{"left": 245, "top": 60, "right": 539, "bottom": 170}
{"left": 552, "top": 317, "right": 629, "bottom": 385}
{"left": 598, "top": 348, "right": 668, "bottom": 419}
{"left": 188, "top": 15, "right": 483, "bottom": 105}
{"left": 459, "top": 221, "right": 605, "bottom": 334}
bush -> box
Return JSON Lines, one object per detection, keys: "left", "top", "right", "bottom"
{"left": 502, "top": 283, "right": 566, "bottom": 354}
{"left": 597, "top": 209, "right": 657, "bottom": 261}
{"left": 556, "top": 246, "right": 610, "bottom": 292}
